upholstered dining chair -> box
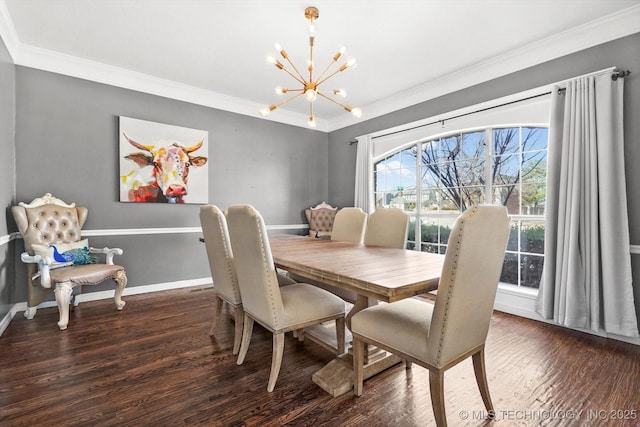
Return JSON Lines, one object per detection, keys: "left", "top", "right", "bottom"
{"left": 199, "top": 205, "right": 296, "bottom": 355}
{"left": 226, "top": 204, "right": 346, "bottom": 392}
{"left": 363, "top": 208, "right": 410, "bottom": 249}
{"left": 351, "top": 205, "right": 510, "bottom": 427}
{"left": 304, "top": 201, "right": 338, "bottom": 238}
{"left": 12, "top": 193, "right": 127, "bottom": 330}
{"left": 331, "top": 207, "right": 368, "bottom": 244}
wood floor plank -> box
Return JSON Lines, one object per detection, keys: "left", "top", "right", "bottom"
{"left": 1, "top": 286, "right": 640, "bottom": 426}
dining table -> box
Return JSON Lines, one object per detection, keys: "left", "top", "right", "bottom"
{"left": 268, "top": 233, "right": 445, "bottom": 397}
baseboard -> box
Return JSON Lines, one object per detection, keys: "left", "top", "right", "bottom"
{"left": 494, "top": 284, "right": 640, "bottom": 346}
{"left": 0, "top": 277, "right": 213, "bottom": 337}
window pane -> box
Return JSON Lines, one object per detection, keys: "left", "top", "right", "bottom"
{"left": 441, "top": 135, "right": 460, "bottom": 161}
{"left": 421, "top": 189, "right": 440, "bottom": 211}
{"left": 399, "top": 167, "right": 417, "bottom": 189}
{"left": 459, "top": 186, "right": 485, "bottom": 209}
{"left": 386, "top": 151, "right": 402, "bottom": 168}
{"left": 420, "top": 218, "right": 439, "bottom": 244}
{"left": 461, "top": 131, "right": 485, "bottom": 159}
{"left": 520, "top": 221, "right": 545, "bottom": 254}
{"left": 492, "top": 128, "right": 520, "bottom": 156}
{"left": 521, "top": 183, "right": 545, "bottom": 215}
{"left": 439, "top": 188, "right": 462, "bottom": 213}
{"left": 521, "top": 255, "right": 543, "bottom": 288}
{"left": 493, "top": 154, "right": 520, "bottom": 185}
{"left": 500, "top": 253, "right": 519, "bottom": 285}
{"left": 400, "top": 148, "right": 416, "bottom": 168}
{"left": 457, "top": 159, "right": 485, "bottom": 186}
{"left": 492, "top": 185, "right": 520, "bottom": 215}
{"left": 407, "top": 218, "right": 416, "bottom": 245}
{"left": 422, "top": 166, "right": 439, "bottom": 188}
{"left": 421, "top": 140, "right": 439, "bottom": 165}
{"left": 521, "top": 151, "right": 546, "bottom": 183}
{"left": 506, "top": 222, "right": 519, "bottom": 252}
{"left": 421, "top": 243, "right": 440, "bottom": 254}
{"left": 522, "top": 127, "right": 548, "bottom": 152}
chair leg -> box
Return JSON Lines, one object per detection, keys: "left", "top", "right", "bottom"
{"left": 353, "top": 337, "right": 364, "bottom": 396}
{"left": 429, "top": 370, "right": 447, "bottom": 427}
{"left": 113, "top": 270, "right": 127, "bottom": 310}
{"left": 335, "top": 317, "right": 346, "bottom": 354}
{"left": 73, "top": 285, "right": 82, "bottom": 307}
{"left": 267, "top": 332, "right": 285, "bottom": 392}
{"left": 236, "top": 314, "right": 254, "bottom": 365}
{"left": 54, "top": 282, "right": 73, "bottom": 331}
{"left": 231, "top": 306, "right": 244, "bottom": 355}
{"left": 472, "top": 349, "right": 495, "bottom": 416}
{"left": 24, "top": 306, "right": 37, "bottom": 319}
{"left": 209, "top": 297, "right": 224, "bottom": 336}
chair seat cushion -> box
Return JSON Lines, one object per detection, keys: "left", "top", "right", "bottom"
{"left": 351, "top": 298, "right": 435, "bottom": 361}
{"left": 280, "top": 283, "right": 345, "bottom": 328}
{"left": 49, "top": 264, "right": 124, "bottom": 286}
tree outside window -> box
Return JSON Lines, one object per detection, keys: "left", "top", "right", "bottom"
{"left": 374, "top": 126, "right": 548, "bottom": 288}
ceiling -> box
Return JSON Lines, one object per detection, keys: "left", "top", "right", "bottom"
{"left": 1, "top": 0, "right": 639, "bottom": 131}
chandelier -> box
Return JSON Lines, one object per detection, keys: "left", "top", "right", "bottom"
{"left": 259, "top": 6, "right": 362, "bottom": 128}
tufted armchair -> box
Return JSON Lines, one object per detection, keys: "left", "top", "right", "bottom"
{"left": 304, "top": 201, "right": 338, "bottom": 238}
{"left": 12, "top": 193, "right": 127, "bottom": 330}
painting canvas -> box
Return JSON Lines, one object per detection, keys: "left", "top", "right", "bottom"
{"left": 119, "top": 117, "right": 209, "bottom": 204}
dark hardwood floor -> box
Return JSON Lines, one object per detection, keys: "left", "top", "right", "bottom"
{"left": 1, "top": 286, "right": 640, "bottom": 427}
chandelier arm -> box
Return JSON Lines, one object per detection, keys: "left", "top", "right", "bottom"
{"left": 273, "top": 92, "right": 305, "bottom": 108}
{"left": 280, "top": 65, "right": 307, "bottom": 86}
{"left": 316, "top": 68, "right": 344, "bottom": 87}
{"left": 318, "top": 91, "right": 351, "bottom": 111}
{"left": 283, "top": 57, "right": 307, "bottom": 83}
{"left": 315, "top": 60, "right": 337, "bottom": 86}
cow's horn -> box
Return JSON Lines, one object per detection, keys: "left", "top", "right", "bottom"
{"left": 123, "top": 132, "right": 154, "bottom": 152}
{"left": 184, "top": 138, "right": 204, "bottom": 153}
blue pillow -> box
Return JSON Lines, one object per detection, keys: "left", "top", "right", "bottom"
{"left": 52, "top": 246, "right": 97, "bottom": 265}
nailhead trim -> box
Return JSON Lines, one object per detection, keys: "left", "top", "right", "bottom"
{"left": 216, "top": 212, "right": 241, "bottom": 302}
{"left": 436, "top": 205, "right": 479, "bottom": 363}
{"left": 253, "top": 210, "right": 280, "bottom": 330}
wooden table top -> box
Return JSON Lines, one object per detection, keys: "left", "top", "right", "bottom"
{"left": 269, "top": 234, "right": 444, "bottom": 303}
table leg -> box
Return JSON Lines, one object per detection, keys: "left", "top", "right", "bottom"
{"left": 312, "top": 294, "right": 401, "bottom": 397}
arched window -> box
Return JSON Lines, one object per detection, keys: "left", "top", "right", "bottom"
{"left": 374, "top": 122, "right": 548, "bottom": 289}
{"left": 365, "top": 88, "right": 552, "bottom": 289}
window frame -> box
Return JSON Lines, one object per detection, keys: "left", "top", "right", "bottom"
{"left": 373, "top": 123, "right": 548, "bottom": 289}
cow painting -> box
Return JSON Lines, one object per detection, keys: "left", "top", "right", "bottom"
{"left": 121, "top": 133, "right": 208, "bottom": 203}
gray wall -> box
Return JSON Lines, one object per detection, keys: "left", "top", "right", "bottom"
{"left": 3, "top": 30, "right": 640, "bottom": 326}
{"left": 11, "top": 68, "right": 329, "bottom": 303}
{"left": 0, "top": 35, "right": 15, "bottom": 319}
{"left": 328, "top": 32, "right": 640, "bottom": 326}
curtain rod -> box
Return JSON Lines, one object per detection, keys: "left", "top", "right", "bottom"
{"left": 370, "top": 91, "right": 551, "bottom": 140}
{"left": 557, "top": 68, "right": 631, "bottom": 93}
{"left": 350, "top": 67, "right": 631, "bottom": 144}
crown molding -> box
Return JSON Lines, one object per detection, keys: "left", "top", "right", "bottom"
{"left": 1, "top": 3, "right": 638, "bottom": 133}
{"left": 0, "top": 0, "right": 18, "bottom": 61}
{"left": 327, "top": 5, "right": 640, "bottom": 132}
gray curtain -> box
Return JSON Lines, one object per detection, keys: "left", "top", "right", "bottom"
{"left": 536, "top": 71, "right": 639, "bottom": 337}
{"left": 354, "top": 135, "right": 374, "bottom": 213}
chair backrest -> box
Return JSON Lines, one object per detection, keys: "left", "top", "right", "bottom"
{"left": 199, "top": 205, "right": 242, "bottom": 305}
{"left": 12, "top": 193, "right": 87, "bottom": 253}
{"left": 425, "top": 205, "right": 510, "bottom": 368}
{"left": 226, "top": 204, "right": 285, "bottom": 329}
{"left": 331, "top": 207, "right": 368, "bottom": 244}
{"left": 305, "top": 201, "right": 338, "bottom": 236}
{"left": 363, "top": 208, "right": 409, "bottom": 249}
